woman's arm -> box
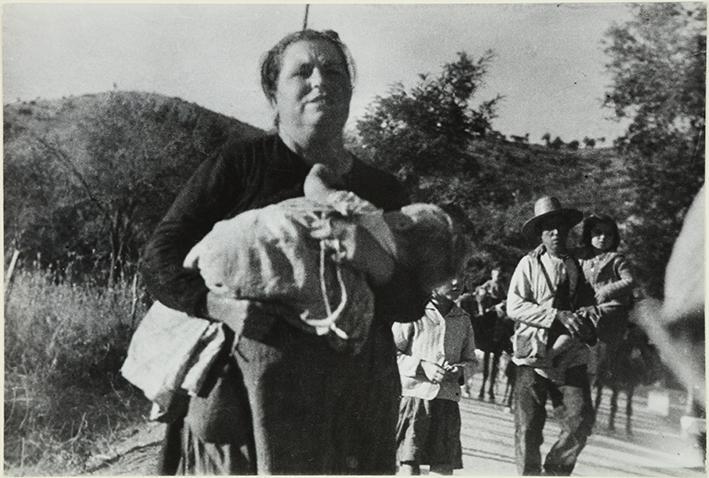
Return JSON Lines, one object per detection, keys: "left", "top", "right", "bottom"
{"left": 141, "top": 150, "right": 244, "bottom": 317}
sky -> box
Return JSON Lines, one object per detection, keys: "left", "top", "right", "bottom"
{"left": 3, "top": 2, "right": 635, "bottom": 144}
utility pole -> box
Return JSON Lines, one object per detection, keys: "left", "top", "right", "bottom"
{"left": 302, "top": 4, "right": 310, "bottom": 30}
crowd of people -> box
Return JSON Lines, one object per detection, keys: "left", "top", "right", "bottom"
{"left": 124, "top": 28, "right": 689, "bottom": 476}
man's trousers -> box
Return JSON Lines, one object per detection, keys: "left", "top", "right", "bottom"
{"left": 514, "top": 365, "right": 595, "bottom": 475}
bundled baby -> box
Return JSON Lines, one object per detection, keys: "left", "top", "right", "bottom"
{"left": 184, "top": 163, "right": 471, "bottom": 353}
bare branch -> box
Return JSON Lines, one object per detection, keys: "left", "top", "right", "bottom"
{"left": 30, "top": 133, "right": 110, "bottom": 219}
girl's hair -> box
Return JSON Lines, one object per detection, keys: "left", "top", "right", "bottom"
{"left": 259, "top": 29, "right": 356, "bottom": 104}
{"left": 581, "top": 214, "right": 620, "bottom": 251}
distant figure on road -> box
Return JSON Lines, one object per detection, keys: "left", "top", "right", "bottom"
{"left": 393, "top": 277, "right": 477, "bottom": 475}
{"left": 506, "top": 196, "right": 600, "bottom": 475}
{"left": 468, "top": 266, "right": 513, "bottom": 402}
{"left": 476, "top": 266, "right": 507, "bottom": 312}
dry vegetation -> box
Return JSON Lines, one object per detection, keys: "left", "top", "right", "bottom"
{"left": 4, "top": 261, "right": 151, "bottom": 475}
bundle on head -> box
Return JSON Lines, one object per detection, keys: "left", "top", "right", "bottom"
{"left": 383, "top": 203, "right": 472, "bottom": 292}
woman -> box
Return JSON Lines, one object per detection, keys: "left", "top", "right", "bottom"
{"left": 141, "top": 29, "right": 428, "bottom": 474}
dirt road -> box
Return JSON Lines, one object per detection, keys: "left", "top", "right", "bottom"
{"left": 88, "top": 379, "right": 705, "bottom": 476}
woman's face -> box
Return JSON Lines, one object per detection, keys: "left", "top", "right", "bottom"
{"left": 272, "top": 39, "right": 352, "bottom": 138}
{"left": 590, "top": 222, "right": 616, "bottom": 251}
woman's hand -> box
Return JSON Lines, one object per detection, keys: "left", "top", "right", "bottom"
{"left": 420, "top": 360, "right": 447, "bottom": 384}
{"left": 205, "top": 292, "right": 250, "bottom": 335}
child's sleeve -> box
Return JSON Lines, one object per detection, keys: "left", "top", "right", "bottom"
{"left": 391, "top": 322, "right": 421, "bottom": 377}
{"left": 595, "top": 255, "right": 635, "bottom": 303}
{"left": 460, "top": 320, "right": 479, "bottom": 382}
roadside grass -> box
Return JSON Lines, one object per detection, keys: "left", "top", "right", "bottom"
{"left": 4, "top": 265, "right": 152, "bottom": 475}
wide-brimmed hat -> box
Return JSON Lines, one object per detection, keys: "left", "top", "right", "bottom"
{"left": 522, "top": 196, "right": 583, "bottom": 238}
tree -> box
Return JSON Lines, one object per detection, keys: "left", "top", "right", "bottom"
{"left": 567, "top": 140, "right": 580, "bottom": 151}
{"left": 541, "top": 132, "right": 551, "bottom": 146}
{"left": 355, "top": 51, "right": 525, "bottom": 278}
{"left": 583, "top": 136, "right": 596, "bottom": 148}
{"left": 550, "top": 136, "right": 564, "bottom": 150}
{"left": 356, "top": 51, "right": 502, "bottom": 182}
{"left": 603, "top": 3, "right": 705, "bottom": 298}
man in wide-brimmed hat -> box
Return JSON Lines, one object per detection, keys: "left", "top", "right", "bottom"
{"left": 506, "top": 196, "right": 600, "bottom": 476}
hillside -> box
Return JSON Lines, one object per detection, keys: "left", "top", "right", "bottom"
{"left": 3, "top": 90, "right": 632, "bottom": 284}
{"left": 4, "top": 90, "right": 262, "bottom": 140}
{"left": 4, "top": 91, "right": 263, "bottom": 163}
{"left": 4, "top": 91, "right": 264, "bottom": 276}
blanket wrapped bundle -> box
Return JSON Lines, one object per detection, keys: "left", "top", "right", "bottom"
{"left": 184, "top": 197, "right": 375, "bottom": 353}
{"left": 121, "top": 197, "right": 469, "bottom": 417}
{"left": 185, "top": 197, "right": 470, "bottom": 354}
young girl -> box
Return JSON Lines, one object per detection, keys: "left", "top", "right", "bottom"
{"left": 392, "top": 278, "right": 477, "bottom": 475}
{"left": 577, "top": 214, "right": 636, "bottom": 386}
{"left": 544, "top": 214, "right": 635, "bottom": 381}
{"left": 578, "top": 214, "right": 635, "bottom": 342}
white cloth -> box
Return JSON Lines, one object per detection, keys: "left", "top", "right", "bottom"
{"left": 121, "top": 301, "right": 225, "bottom": 418}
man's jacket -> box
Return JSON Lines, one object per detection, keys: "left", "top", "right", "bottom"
{"left": 506, "top": 250, "right": 599, "bottom": 370}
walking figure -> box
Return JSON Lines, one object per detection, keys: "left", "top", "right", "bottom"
{"left": 507, "top": 196, "right": 600, "bottom": 475}
{"left": 465, "top": 267, "right": 514, "bottom": 402}
{"left": 393, "top": 278, "right": 477, "bottom": 475}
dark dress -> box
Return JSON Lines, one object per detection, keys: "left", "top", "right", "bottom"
{"left": 141, "top": 133, "right": 428, "bottom": 474}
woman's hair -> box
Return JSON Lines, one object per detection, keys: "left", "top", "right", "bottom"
{"left": 581, "top": 214, "right": 620, "bottom": 251}
{"left": 260, "top": 29, "right": 356, "bottom": 104}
